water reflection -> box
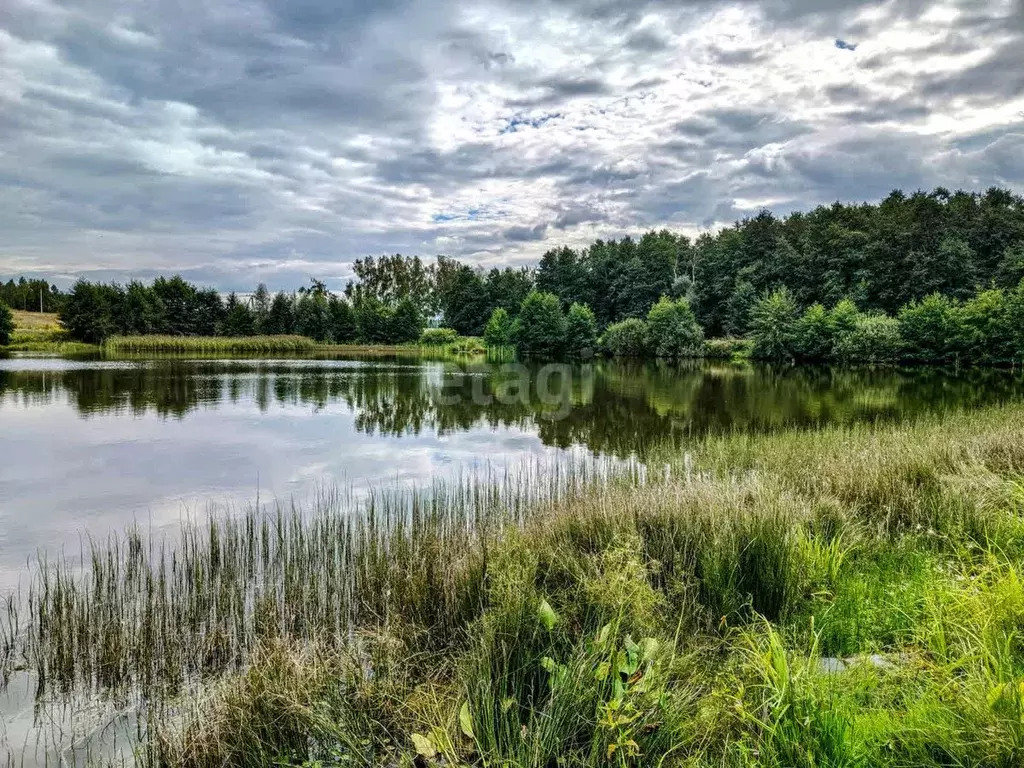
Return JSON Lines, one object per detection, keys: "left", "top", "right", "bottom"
{"left": 2, "top": 358, "right": 1022, "bottom": 455}
{"left": 2, "top": 356, "right": 1022, "bottom": 592}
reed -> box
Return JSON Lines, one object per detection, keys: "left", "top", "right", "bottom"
{"left": 104, "top": 335, "right": 319, "bottom": 353}
{"left": 4, "top": 404, "right": 1024, "bottom": 766}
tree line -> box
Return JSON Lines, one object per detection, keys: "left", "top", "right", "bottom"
{"left": 1, "top": 278, "right": 65, "bottom": 313}
{"left": 12, "top": 186, "right": 1024, "bottom": 361}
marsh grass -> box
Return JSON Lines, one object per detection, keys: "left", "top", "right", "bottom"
{"left": 4, "top": 406, "right": 1024, "bottom": 766}
{"left": 104, "top": 336, "right": 318, "bottom": 354}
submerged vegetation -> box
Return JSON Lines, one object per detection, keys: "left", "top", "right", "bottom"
{"left": 4, "top": 402, "right": 1024, "bottom": 765}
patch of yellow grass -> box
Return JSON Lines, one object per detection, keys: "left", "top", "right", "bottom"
{"left": 12, "top": 310, "right": 60, "bottom": 331}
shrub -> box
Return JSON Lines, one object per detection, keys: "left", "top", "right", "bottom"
{"left": 564, "top": 303, "right": 598, "bottom": 357}
{"left": 749, "top": 287, "right": 799, "bottom": 361}
{"left": 704, "top": 337, "right": 752, "bottom": 359}
{"left": 516, "top": 291, "right": 566, "bottom": 358}
{"left": 601, "top": 318, "right": 649, "bottom": 357}
{"left": 833, "top": 314, "right": 904, "bottom": 364}
{"left": 1008, "top": 280, "right": 1024, "bottom": 363}
{"left": 898, "top": 293, "right": 958, "bottom": 363}
{"left": 483, "top": 308, "right": 514, "bottom": 348}
{"left": 0, "top": 300, "right": 13, "bottom": 346}
{"left": 953, "top": 288, "right": 1012, "bottom": 364}
{"left": 419, "top": 327, "right": 459, "bottom": 346}
{"left": 645, "top": 296, "right": 704, "bottom": 357}
{"left": 793, "top": 303, "right": 834, "bottom": 361}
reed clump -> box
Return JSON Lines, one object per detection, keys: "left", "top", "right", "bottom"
{"left": 104, "top": 335, "right": 318, "bottom": 353}
{"left": 4, "top": 405, "right": 1024, "bottom": 766}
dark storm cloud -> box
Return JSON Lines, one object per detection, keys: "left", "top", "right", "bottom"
{"left": 0, "top": 0, "right": 1022, "bottom": 288}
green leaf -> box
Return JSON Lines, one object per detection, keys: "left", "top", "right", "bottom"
{"left": 639, "top": 637, "right": 660, "bottom": 661}
{"left": 410, "top": 733, "right": 436, "bottom": 758}
{"left": 459, "top": 702, "right": 475, "bottom": 740}
{"left": 537, "top": 598, "right": 558, "bottom": 631}
{"left": 595, "top": 660, "right": 611, "bottom": 681}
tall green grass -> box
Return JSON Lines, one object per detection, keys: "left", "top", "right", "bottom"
{"left": 3, "top": 405, "right": 1024, "bottom": 766}
{"left": 104, "top": 335, "right": 318, "bottom": 353}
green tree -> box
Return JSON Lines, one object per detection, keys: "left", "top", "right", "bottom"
{"left": 996, "top": 244, "right": 1024, "bottom": 289}
{"left": 388, "top": 297, "right": 425, "bottom": 343}
{"left": 645, "top": 296, "right": 703, "bottom": 357}
{"left": 486, "top": 267, "right": 534, "bottom": 317}
{"left": 515, "top": 291, "right": 566, "bottom": 358}
{"left": 329, "top": 295, "right": 357, "bottom": 343}
{"left": 483, "top": 307, "right": 514, "bottom": 348}
{"left": 898, "top": 293, "right": 958, "bottom": 363}
{"left": 251, "top": 283, "right": 271, "bottom": 334}
{"left": 601, "top": 318, "right": 649, "bottom": 357}
{"left": 564, "top": 302, "right": 598, "bottom": 357}
{"left": 193, "top": 288, "right": 225, "bottom": 336}
{"left": 60, "top": 280, "right": 116, "bottom": 344}
{"left": 221, "top": 292, "right": 256, "bottom": 336}
{"left": 435, "top": 261, "right": 491, "bottom": 335}
{"left": 118, "top": 281, "right": 164, "bottom": 335}
{"left": 295, "top": 292, "right": 332, "bottom": 341}
{"left": 265, "top": 292, "right": 295, "bottom": 335}
{"left": 151, "top": 275, "right": 198, "bottom": 335}
{"left": 0, "top": 300, "right": 13, "bottom": 346}
{"left": 724, "top": 279, "right": 757, "bottom": 337}
{"left": 355, "top": 296, "right": 390, "bottom": 343}
{"left": 749, "top": 287, "right": 799, "bottom": 361}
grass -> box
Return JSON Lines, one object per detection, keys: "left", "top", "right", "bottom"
{"left": 2, "top": 310, "right": 101, "bottom": 353}
{"left": 104, "top": 335, "right": 320, "bottom": 353}
{"left": 4, "top": 405, "right": 1024, "bottom": 765}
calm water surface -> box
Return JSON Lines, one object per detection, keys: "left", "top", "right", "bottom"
{"left": 1, "top": 353, "right": 1023, "bottom": 591}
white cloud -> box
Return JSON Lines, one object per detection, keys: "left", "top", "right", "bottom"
{"left": 0, "top": 0, "right": 1021, "bottom": 290}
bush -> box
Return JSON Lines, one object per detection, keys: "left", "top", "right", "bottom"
{"left": 898, "top": 293, "right": 958, "bottom": 363}
{"left": 601, "top": 318, "right": 649, "bottom": 357}
{"left": 564, "top": 303, "right": 598, "bottom": 357}
{"left": 1008, "top": 280, "right": 1024, "bottom": 363}
{"left": 833, "top": 314, "right": 904, "bottom": 364}
{"left": 749, "top": 287, "right": 799, "bottom": 361}
{"left": 355, "top": 297, "right": 390, "bottom": 343}
{"left": 704, "top": 337, "right": 753, "bottom": 359}
{"left": 645, "top": 296, "right": 704, "bottom": 357}
{"left": 483, "top": 308, "right": 515, "bottom": 348}
{"left": 0, "top": 300, "right": 13, "bottom": 346}
{"left": 793, "top": 303, "right": 834, "bottom": 361}
{"left": 419, "top": 327, "right": 459, "bottom": 346}
{"left": 516, "top": 291, "right": 566, "bottom": 358}
{"left": 953, "top": 288, "right": 1012, "bottom": 364}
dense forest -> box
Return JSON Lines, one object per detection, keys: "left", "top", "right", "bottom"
{"left": 4, "top": 187, "right": 1024, "bottom": 362}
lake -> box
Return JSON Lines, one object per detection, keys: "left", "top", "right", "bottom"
{"left": 2, "top": 353, "right": 1023, "bottom": 592}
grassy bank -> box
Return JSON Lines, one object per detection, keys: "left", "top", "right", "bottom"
{"left": 2, "top": 309, "right": 99, "bottom": 353}
{"left": 4, "top": 405, "right": 1024, "bottom": 766}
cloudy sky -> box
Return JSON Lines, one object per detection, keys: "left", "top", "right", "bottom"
{"left": 1, "top": 0, "right": 1022, "bottom": 290}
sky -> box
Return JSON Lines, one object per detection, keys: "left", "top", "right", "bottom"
{"left": 1, "top": 0, "right": 1022, "bottom": 291}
